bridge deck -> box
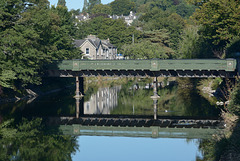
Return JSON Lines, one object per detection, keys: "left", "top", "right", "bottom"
{"left": 47, "top": 59, "right": 238, "bottom": 78}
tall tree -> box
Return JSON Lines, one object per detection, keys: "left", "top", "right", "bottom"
{"left": 110, "top": 0, "right": 136, "bottom": 15}
{"left": 0, "top": 0, "right": 80, "bottom": 90}
{"left": 192, "top": 0, "right": 240, "bottom": 48}
{"left": 91, "top": 4, "right": 112, "bottom": 15}
{"left": 57, "top": 0, "right": 66, "bottom": 6}
{"left": 82, "top": 0, "right": 89, "bottom": 13}
{"left": 75, "top": 16, "right": 142, "bottom": 48}
{"left": 88, "top": 0, "right": 101, "bottom": 11}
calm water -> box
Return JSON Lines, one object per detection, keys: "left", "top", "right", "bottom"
{"left": 0, "top": 78, "right": 221, "bottom": 161}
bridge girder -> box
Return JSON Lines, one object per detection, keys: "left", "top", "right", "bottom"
{"left": 47, "top": 69, "right": 237, "bottom": 78}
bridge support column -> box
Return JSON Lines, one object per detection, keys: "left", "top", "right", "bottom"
{"left": 153, "top": 99, "right": 157, "bottom": 120}
{"left": 151, "top": 77, "right": 160, "bottom": 99}
{"left": 151, "top": 77, "right": 160, "bottom": 120}
{"left": 76, "top": 98, "right": 79, "bottom": 118}
{"left": 75, "top": 96, "right": 84, "bottom": 118}
{"left": 74, "top": 76, "right": 84, "bottom": 98}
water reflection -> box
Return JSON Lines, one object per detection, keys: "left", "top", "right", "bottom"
{"left": 0, "top": 118, "right": 79, "bottom": 161}
{"left": 84, "top": 86, "right": 121, "bottom": 114}
{"left": 72, "top": 136, "right": 202, "bottom": 161}
{"left": 0, "top": 78, "right": 223, "bottom": 161}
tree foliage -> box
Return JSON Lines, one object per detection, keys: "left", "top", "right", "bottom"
{"left": 140, "top": 8, "right": 186, "bottom": 49}
{"left": 57, "top": 0, "right": 66, "bottom": 6}
{"left": 88, "top": 0, "right": 101, "bottom": 11}
{"left": 0, "top": 0, "right": 80, "bottom": 89}
{"left": 91, "top": 4, "right": 112, "bottom": 15}
{"left": 122, "top": 40, "right": 174, "bottom": 59}
{"left": 0, "top": 118, "right": 79, "bottom": 161}
{"left": 192, "top": 0, "right": 240, "bottom": 47}
{"left": 110, "top": 0, "right": 136, "bottom": 15}
{"left": 75, "top": 16, "right": 142, "bottom": 48}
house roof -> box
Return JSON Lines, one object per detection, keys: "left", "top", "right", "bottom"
{"left": 74, "top": 39, "right": 85, "bottom": 47}
{"left": 74, "top": 36, "right": 116, "bottom": 49}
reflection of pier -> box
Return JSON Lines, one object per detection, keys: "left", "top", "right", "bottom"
{"left": 58, "top": 125, "right": 219, "bottom": 139}
{"left": 84, "top": 86, "right": 121, "bottom": 114}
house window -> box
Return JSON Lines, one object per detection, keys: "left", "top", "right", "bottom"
{"left": 86, "top": 48, "right": 89, "bottom": 54}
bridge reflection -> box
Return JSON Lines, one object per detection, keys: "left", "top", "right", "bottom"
{"left": 55, "top": 124, "right": 220, "bottom": 139}
{"left": 71, "top": 84, "right": 222, "bottom": 130}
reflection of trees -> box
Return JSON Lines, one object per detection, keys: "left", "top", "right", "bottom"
{"left": 0, "top": 118, "right": 79, "bottom": 161}
{"left": 111, "top": 80, "right": 154, "bottom": 115}
{"left": 112, "top": 78, "right": 219, "bottom": 117}
{"left": 176, "top": 78, "right": 220, "bottom": 117}
{"left": 197, "top": 119, "right": 240, "bottom": 160}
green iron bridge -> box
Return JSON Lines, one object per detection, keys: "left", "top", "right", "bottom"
{"left": 47, "top": 58, "right": 239, "bottom": 78}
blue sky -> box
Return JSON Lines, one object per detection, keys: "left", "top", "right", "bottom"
{"left": 48, "top": 0, "right": 114, "bottom": 11}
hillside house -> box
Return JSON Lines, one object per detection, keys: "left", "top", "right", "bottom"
{"left": 109, "top": 11, "right": 139, "bottom": 26}
{"left": 74, "top": 35, "right": 117, "bottom": 60}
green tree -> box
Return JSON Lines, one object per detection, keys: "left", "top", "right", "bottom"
{"left": 178, "top": 25, "right": 199, "bottom": 58}
{"left": 121, "top": 40, "right": 174, "bottom": 59}
{"left": 91, "top": 4, "right": 112, "bottom": 15}
{"left": 110, "top": 0, "right": 136, "bottom": 15}
{"left": 70, "top": 9, "right": 81, "bottom": 16}
{"left": 192, "top": 0, "right": 240, "bottom": 47}
{"left": 57, "top": 0, "right": 66, "bottom": 6}
{"left": 140, "top": 9, "right": 186, "bottom": 49}
{"left": 0, "top": 0, "right": 80, "bottom": 90}
{"left": 88, "top": 0, "right": 101, "bottom": 11}
{"left": 178, "top": 25, "right": 215, "bottom": 58}
{"left": 0, "top": 118, "right": 79, "bottom": 161}
{"left": 76, "top": 16, "right": 142, "bottom": 48}
{"left": 175, "top": 2, "right": 196, "bottom": 18}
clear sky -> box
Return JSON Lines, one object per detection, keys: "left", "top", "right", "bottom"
{"left": 48, "top": 0, "right": 114, "bottom": 11}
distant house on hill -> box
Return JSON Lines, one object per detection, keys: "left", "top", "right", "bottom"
{"left": 109, "top": 11, "right": 139, "bottom": 26}
{"left": 74, "top": 35, "right": 117, "bottom": 60}
{"left": 75, "top": 13, "right": 90, "bottom": 22}
{"left": 75, "top": 11, "right": 138, "bottom": 26}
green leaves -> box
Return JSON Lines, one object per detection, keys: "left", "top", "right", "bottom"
{"left": 0, "top": 118, "right": 79, "bottom": 161}
{"left": 193, "top": 0, "right": 240, "bottom": 46}
{"left": 122, "top": 40, "right": 174, "bottom": 59}
{"left": 76, "top": 16, "right": 142, "bottom": 48}
{"left": 0, "top": 1, "right": 80, "bottom": 89}
{"left": 110, "top": 0, "right": 136, "bottom": 16}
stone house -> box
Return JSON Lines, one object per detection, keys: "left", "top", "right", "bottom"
{"left": 74, "top": 35, "right": 117, "bottom": 60}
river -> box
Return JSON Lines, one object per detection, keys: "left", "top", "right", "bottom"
{"left": 0, "top": 78, "right": 222, "bottom": 161}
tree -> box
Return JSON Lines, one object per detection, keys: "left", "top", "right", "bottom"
{"left": 75, "top": 16, "right": 142, "bottom": 48}
{"left": 57, "top": 0, "right": 66, "bottom": 6}
{"left": 121, "top": 40, "right": 174, "bottom": 59}
{"left": 91, "top": 4, "right": 112, "bottom": 15}
{"left": 0, "top": 0, "right": 80, "bottom": 90}
{"left": 175, "top": 2, "right": 196, "bottom": 18}
{"left": 178, "top": 25, "right": 199, "bottom": 58}
{"left": 140, "top": 9, "right": 186, "bottom": 49}
{"left": 70, "top": 9, "right": 81, "bottom": 16}
{"left": 192, "top": 0, "right": 240, "bottom": 47}
{"left": 110, "top": 0, "right": 136, "bottom": 15}
{"left": 82, "top": 0, "right": 89, "bottom": 13}
{"left": 0, "top": 118, "right": 79, "bottom": 160}
{"left": 88, "top": 0, "right": 101, "bottom": 11}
